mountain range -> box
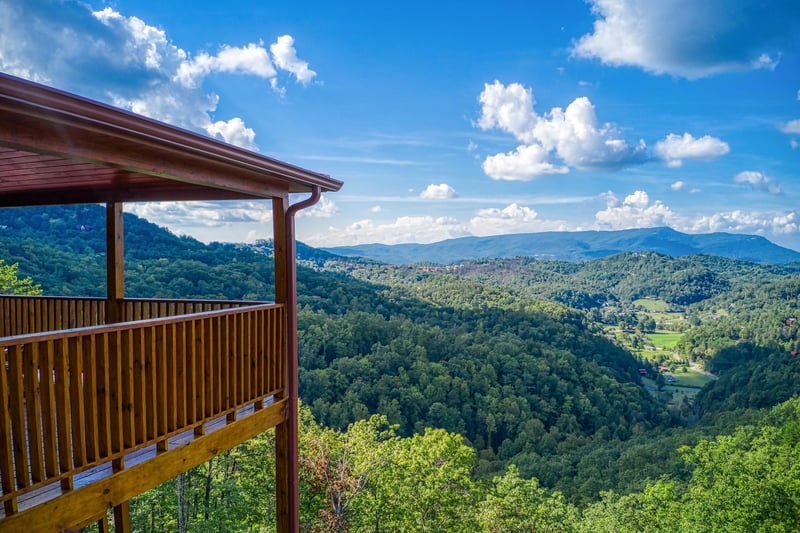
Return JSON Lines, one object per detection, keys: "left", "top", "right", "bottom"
{"left": 323, "top": 227, "right": 800, "bottom": 264}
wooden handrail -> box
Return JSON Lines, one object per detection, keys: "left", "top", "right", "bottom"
{"left": 0, "top": 295, "right": 272, "bottom": 338}
{"left": 0, "top": 303, "right": 286, "bottom": 515}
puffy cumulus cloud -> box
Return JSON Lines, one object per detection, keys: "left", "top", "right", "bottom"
{"left": 690, "top": 210, "right": 799, "bottom": 236}
{"left": 0, "top": 1, "right": 316, "bottom": 150}
{"left": 734, "top": 171, "right": 782, "bottom": 194}
{"left": 572, "top": 0, "right": 798, "bottom": 78}
{"left": 595, "top": 190, "right": 680, "bottom": 229}
{"left": 533, "top": 97, "right": 647, "bottom": 169}
{"left": 369, "top": 205, "right": 382, "bottom": 213}
{"left": 206, "top": 118, "right": 257, "bottom": 150}
{"left": 476, "top": 81, "right": 538, "bottom": 143}
{"left": 654, "top": 133, "right": 730, "bottom": 167}
{"left": 781, "top": 119, "right": 800, "bottom": 134}
{"left": 420, "top": 183, "right": 459, "bottom": 200}
{"left": 476, "top": 82, "right": 646, "bottom": 179}
{"left": 671, "top": 180, "right": 686, "bottom": 191}
{"left": 468, "top": 203, "right": 568, "bottom": 236}
{"left": 270, "top": 35, "right": 317, "bottom": 85}
{"left": 307, "top": 216, "right": 469, "bottom": 246}
{"left": 482, "top": 144, "right": 568, "bottom": 181}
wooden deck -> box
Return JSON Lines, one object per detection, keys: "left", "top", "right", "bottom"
{"left": 0, "top": 296, "right": 287, "bottom": 531}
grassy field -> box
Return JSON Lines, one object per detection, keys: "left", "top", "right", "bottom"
{"left": 669, "top": 368, "right": 713, "bottom": 388}
{"left": 634, "top": 298, "right": 669, "bottom": 311}
{"left": 647, "top": 331, "right": 683, "bottom": 350}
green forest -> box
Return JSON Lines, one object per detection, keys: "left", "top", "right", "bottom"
{"left": 2, "top": 205, "right": 799, "bottom": 531}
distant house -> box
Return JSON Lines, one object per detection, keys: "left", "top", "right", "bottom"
{"left": 786, "top": 317, "right": 797, "bottom": 326}
{"left": 638, "top": 368, "right": 648, "bottom": 375}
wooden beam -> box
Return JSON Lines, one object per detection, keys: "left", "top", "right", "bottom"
{"left": 106, "top": 203, "right": 124, "bottom": 324}
{"left": 0, "top": 399, "right": 286, "bottom": 532}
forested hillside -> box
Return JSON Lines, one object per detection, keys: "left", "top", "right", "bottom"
{"left": 2, "top": 204, "right": 799, "bottom": 529}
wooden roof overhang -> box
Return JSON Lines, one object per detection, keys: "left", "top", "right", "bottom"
{"left": 0, "top": 72, "right": 342, "bottom": 207}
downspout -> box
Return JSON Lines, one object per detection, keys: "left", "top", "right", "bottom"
{"left": 283, "top": 185, "right": 321, "bottom": 532}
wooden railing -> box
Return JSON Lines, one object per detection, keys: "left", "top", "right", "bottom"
{"left": 0, "top": 302, "right": 286, "bottom": 515}
{"left": 0, "top": 295, "right": 261, "bottom": 338}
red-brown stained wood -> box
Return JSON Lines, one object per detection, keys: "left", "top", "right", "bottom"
{"left": 0, "top": 344, "right": 17, "bottom": 512}
{"left": 68, "top": 336, "right": 87, "bottom": 467}
{"left": 23, "top": 343, "right": 45, "bottom": 483}
{"left": 83, "top": 335, "right": 100, "bottom": 462}
{"left": 155, "top": 324, "right": 168, "bottom": 439}
{"left": 54, "top": 338, "right": 74, "bottom": 490}
{"left": 175, "top": 321, "right": 187, "bottom": 428}
{"left": 120, "top": 330, "right": 135, "bottom": 450}
{"left": 144, "top": 327, "right": 157, "bottom": 441}
{"left": 96, "top": 333, "right": 112, "bottom": 459}
{"left": 108, "top": 330, "right": 123, "bottom": 455}
{"left": 8, "top": 345, "right": 28, "bottom": 488}
{"left": 165, "top": 322, "right": 177, "bottom": 434}
{"left": 40, "top": 340, "right": 59, "bottom": 479}
{"left": 132, "top": 328, "right": 145, "bottom": 445}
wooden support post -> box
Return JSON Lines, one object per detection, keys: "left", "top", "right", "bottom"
{"left": 106, "top": 202, "right": 124, "bottom": 324}
{"left": 272, "top": 195, "right": 293, "bottom": 532}
{"left": 112, "top": 458, "right": 131, "bottom": 533}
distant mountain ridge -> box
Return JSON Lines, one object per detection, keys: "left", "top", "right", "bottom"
{"left": 323, "top": 227, "right": 800, "bottom": 264}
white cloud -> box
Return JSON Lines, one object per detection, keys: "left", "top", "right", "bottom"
{"left": 533, "top": 96, "right": 647, "bottom": 169}
{"left": 468, "top": 203, "right": 568, "bottom": 236}
{"left": 270, "top": 35, "right": 316, "bottom": 85}
{"left": 476, "top": 82, "right": 646, "bottom": 178}
{"left": 308, "top": 216, "right": 469, "bottom": 246}
{"left": 595, "top": 190, "right": 680, "bottom": 229}
{"left": 791, "top": 139, "right": 799, "bottom": 149}
{"left": 174, "top": 42, "right": 276, "bottom": 88}
{"left": 127, "top": 200, "right": 274, "bottom": 229}
{"left": 781, "top": 119, "right": 800, "bottom": 134}
{"left": 420, "top": 183, "right": 459, "bottom": 200}
{"left": 734, "top": 171, "right": 782, "bottom": 195}
{"left": 671, "top": 180, "right": 686, "bottom": 191}
{"left": 482, "top": 144, "right": 568, "bottom": 181}
{"left": 691, "top": 210, "right": 799, "bottom": 236}
{"left": 0, "top": 2, "right": 316, "bottom": 151}
{"left": 476, "top": 81, "right": 538, "bottom": 143}
{"left": 206, "top": 117, "right": 257, "bottom": 150}
{"left": 572, "top": 0, "right": 796, "bottom": 78}
{"left": 370, "top": 206, "right": 382, "bottom": 213}
{"left": 297, "top": 196, "right": 339, "bottom": 218}
{"left": 654, "top": 133, "right": 730, "bottom": 167}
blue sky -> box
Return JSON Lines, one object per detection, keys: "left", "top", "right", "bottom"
{"left": 2, "top": 0, "right": 800, "bottom": 250}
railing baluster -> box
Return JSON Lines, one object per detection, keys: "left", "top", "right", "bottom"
{"left": 54, "top": 337, "right": 74, "bottom": 489}
{"left": 145, "top": 326, "right": 157, "bottom": 441}
{"left": 7, "top": 345, "right": 29, "bottom": 488}
{"left": 120, "top": 329, "right": 135, "bottom": 450}
{"left": 23, "top": 343, "right": 46, "bottom": 483}
{"left": 83, "top": 335, "right": 99, "bottom": 462}
{"left": 175, "top": 321, "right": 187, "bottom": 429}
{"left": 108, "top": 331, "right": 123, "bottom": 455}
{"left": 133, "top": 328, "right": 145, "bottom": 445}
{"left": 40, "top": 340, "right": 59, "bottom": 479}
{"left": 155, "top": 324, "right": 168, "bottom": 439}
{"left": 165, "top": 323, "right": 177, "bottom": 434}
{"left": 96, "top": 333, "right": 112, "bottom": 459}
{"left": 68, "top": 336, "right": 86, "bottom": 467}
{"left": 0, "top": 344, "right": 18, "bottom": 513}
